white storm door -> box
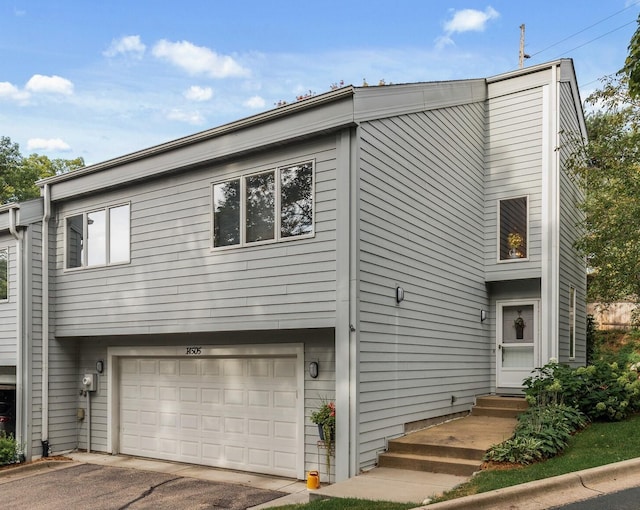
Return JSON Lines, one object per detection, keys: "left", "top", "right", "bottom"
{"left": 496, "top": 300, "right": 539, "bottom": 388}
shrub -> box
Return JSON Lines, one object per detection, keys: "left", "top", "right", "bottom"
{"left": 485, "top": 404, "right": 587, "bottom": 465}
{"left": 0, "top": 432, "right": 22, "bottom": 466}
{"left": 523, "top": 360, "right": 640, "bottom": 421}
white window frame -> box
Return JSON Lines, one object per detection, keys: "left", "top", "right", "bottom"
{"left": 64, "top": 202, "right": 131, "bottom": 270}
{"left": 0, "top": 247, "right": 8, "bottom": 302}
{"left": 211, "top": 160, "right": 315, "bottom": 250}
{"left": 497, "top": 195, "right": 530, "bottom": 263}
{"left": 569, "top": 286, "right": 576, "bottom": 360}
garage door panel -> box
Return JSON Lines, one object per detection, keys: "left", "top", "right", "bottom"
{"left": 119, "top": 355, "right": 299, "bottom": 477}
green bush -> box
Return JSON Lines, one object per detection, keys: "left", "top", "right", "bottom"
{"left": 523, "top": 360, "right": 640, "bottom": 421}
{"left": 0, "top": 432, "right": 22, "bottom": 465}
{"left": 485, "top": 404, "right": 587, "bottom": 464}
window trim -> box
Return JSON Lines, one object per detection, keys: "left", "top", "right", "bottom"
{"left": 569, "top": 286, "right": 576, "bottom": 360}
{"left": 497, "top": 195, "right": 530, "bottom": 263}
{"left": 0, "top": 247, "right": 8, "bottom": 302}
{"left": 64, "top": 202, "right": 131, "bottom": 270}
{"left": 211, "top": 160, "right": 315, "bottom": 251}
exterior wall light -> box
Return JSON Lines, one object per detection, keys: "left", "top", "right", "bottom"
{"left": 309, "top": 361, "right": 319, "bottom": 378}
{"left": 481, "top": 310, "right": 488, "bottom": 322}
{"left": 96, "top": 360, "right": 104, "bottom": 374}
{"left": 395, "top": 286, "right": 405, "bottom": 304}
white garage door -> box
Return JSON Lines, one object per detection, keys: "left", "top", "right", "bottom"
{"left": 119, "top": 356, "right": 299, "bottom": 477}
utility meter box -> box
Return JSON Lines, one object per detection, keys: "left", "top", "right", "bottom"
{"left": 82, "top": 373, "right": 96, "bottom": 392}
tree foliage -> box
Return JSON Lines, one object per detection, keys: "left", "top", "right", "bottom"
{"left": 567, "top": 75, "right": 640, "bottom": 303}
{"left": 621, "top": 14, "right": 640, "bottom": 100}
{"left": 0, "top": 136, "right": 84, "bottom": 204}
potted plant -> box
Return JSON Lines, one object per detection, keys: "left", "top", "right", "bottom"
{"left": 310, "top": 399, "right": 335, "bottom": 478}
{"left": 507, "top": 232, "right": 524, "bottom": 258}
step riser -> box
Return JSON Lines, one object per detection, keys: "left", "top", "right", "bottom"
{"left": 378, "top": 455, "right": 480, "bottom": 476}
{"left": 475, "top": 397, "right": 528, "bottom": 410}
{"left": 387, "top": 442, "right": 485, "bottom": 461}
{"left": 471, "top": 407, "right": 522, "bottom": 419}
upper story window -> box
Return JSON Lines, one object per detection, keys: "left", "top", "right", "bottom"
{"left": 213, "top": 161, "right": 314, "bottom": 249}
{"left": 65, "top": 203, "right": 130, "bottom": 269}
{"left": 0, "top": 248, "right": 7, "bottom": 301}
{"left": 499, "top": 196, "right": 528, "bottom": 261}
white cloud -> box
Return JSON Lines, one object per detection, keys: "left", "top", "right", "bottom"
{"left": 184, "top": 85, "right": 213, "bottom": 101}
{"left": 0, "top": 82, "right": 30, "bottom": 102}
{"left": 244, "top": 95, "right": 266, "bottom": 109}
{"left": 103, "top": 35, "right": 146, "bottom": 58}
{"left": 443, "top": 6, "right": 499, "bottom": 34}
{"left": 166, "top": 109, "right": 205, "bottom": 125}
{"left": 25, "top": 74, "right": 74, "bottom": 95}
{"left": 152, "top": 39, "right": 250, "bottom": 78}
{"left": 27, "top": 138, "right": 71, "bottom": 152}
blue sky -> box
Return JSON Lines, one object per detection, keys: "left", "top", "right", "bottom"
{"left": 2, "top": 1, "right": 640, "bottom": 165}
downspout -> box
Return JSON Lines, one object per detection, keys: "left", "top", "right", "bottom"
{"left": 41, "top": 184, "right": 51, "bottom": 456}
{"left": 8, "top": 206, "right": 24, "bottom": 450}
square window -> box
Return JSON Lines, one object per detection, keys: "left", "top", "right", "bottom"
{"left": 499, "top": 197, "right": 528, "bottom": 260}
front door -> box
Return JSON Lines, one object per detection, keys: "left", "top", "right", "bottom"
{"left": 496, "top": 300, "right": 539, "bottom": 388}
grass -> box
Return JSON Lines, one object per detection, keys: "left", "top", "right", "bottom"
{"left": 431, "top": 413, "right": 640, "bottom": 503}
{"left": 271, "top": 498, "right": 415, "bottom": 510}
{"left": 274, "top": 414, "right": 640, "bottom": 509}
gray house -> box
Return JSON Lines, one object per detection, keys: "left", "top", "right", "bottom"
{"left": 1, "top": 59, "right": 587, "bottom": 482}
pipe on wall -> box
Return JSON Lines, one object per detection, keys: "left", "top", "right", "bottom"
{"left": 8, "top": 206, "right": 24, "bottom": 448}
{"left": 41, "top": 184, "right": 51, "bottom": 454}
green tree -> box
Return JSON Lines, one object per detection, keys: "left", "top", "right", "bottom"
{"left": 0, "top": 136, "right": 84, "bottom": 204}
{"left": 568, "top": 75, "right": 640, "bottom": 303}
{"left": 621, "top": 14, "right": 640, "bottom": 99}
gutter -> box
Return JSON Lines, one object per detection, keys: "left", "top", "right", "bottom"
{"left": 41, "top": 184, "right": 51, "bottom": 456}
{"left": 8, "top": 206, "right": 24, "bottom": 449}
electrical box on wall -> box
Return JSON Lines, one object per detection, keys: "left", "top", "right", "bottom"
{"left": 82, "top": 373, "right": 96, "bottom": 392}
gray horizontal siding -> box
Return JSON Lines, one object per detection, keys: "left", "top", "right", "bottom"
{"left": 0, "top": 237, "right": 17, "bottom": 366}
{"left": 357, "top": 103, "right": 491, "bottom": 470}
{"left": 485, "top": 86, "right": 544, "bottom": 281}
{"left": 52, "top": 138, "right": 338, "bottom": 337}
{"left": 558, "top": 81, "right": 587, "bottom": 365}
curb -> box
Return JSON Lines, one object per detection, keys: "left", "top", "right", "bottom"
{"left": 413, "top": 457, "right": 640, "bottom": 510}
{"left": 0, "top": 459, "right": 77, "bottom": 479}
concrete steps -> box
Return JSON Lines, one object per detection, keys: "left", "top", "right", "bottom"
{"left": 378, "top": 396, "right": 526, "bottom": 476}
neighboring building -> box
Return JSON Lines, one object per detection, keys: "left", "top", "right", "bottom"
{"left": 1, "top": 59, "right": 587, "bottom": 482}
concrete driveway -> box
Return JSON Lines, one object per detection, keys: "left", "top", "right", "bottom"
{"left": 0, "top": 463, "right": 287, "bottom": 510}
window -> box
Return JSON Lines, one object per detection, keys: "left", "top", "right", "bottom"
{"left": 499, "top": 196, "right": 528, "bottom": 261}
{"left": 569, "top": 287, "right": 576, "bottom": 359}
{"left": 213, "top": 161, "right": 314, "bottom": 249}
{"left": 0, "top": 248, "right": 7, "bottom": 301}
{"left": 66, "top": 203, "right": 130, "bottom": 269}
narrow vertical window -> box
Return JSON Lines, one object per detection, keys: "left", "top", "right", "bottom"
{"left": 87, "top": 210, "right": 106, "bottom": 266}
{"left": 109, "top": 204, "right": 130, "bottom": 263}
{"left": 569, "top": 287, "right": 576, "bottom": 359}
{"left": 499, "top": 197, "right": 528, "bottom": 260}
{"left": 0, "top": 248, "right": 7, "bottom": 301}
{"left": 245, "top": 171, "right": 275, "bottom": 243}
{"left": 66, "top": 214, "right": 84, "bottom": 268}
{"left": 213, "top": 179, "right": 240, "bottom": 247}
{"left": 281, "top": 162, "right": 313, "bottom": 238}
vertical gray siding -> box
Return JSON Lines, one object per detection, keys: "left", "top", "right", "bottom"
{"left": 52, "top": 139, "right": 338, "bottom": 337}
{"left": 558, "top": 82, "right": 587, "bottom": 365}
{"left": 357, "top": 103, "right": 490, "bottom": 470}
{"left": 28, "top": 224, "right": 43, "bottom": 455}
{"left": 0, "top": 237, "right": 16, "bottom": 365}
{"left": 485, "top": 87, "right": 544, "bottom": 280}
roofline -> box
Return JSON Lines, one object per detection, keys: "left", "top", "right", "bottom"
{"left": 486, "top": 58, "right": 571, "bottom": 84}
{"left": 39, "top": 86, "right": 356, "bottom": 187}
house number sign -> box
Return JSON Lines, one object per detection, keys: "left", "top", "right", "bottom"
{"left": 185, "top": 347, "right": 202, "bottom": 355}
